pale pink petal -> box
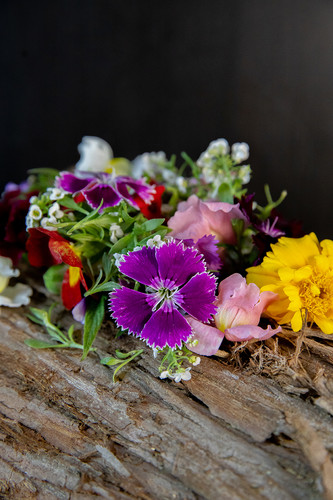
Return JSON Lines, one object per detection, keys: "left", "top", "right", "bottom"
{"left": 168, "top": 195, "right": 246, "bottom": 246}
{"left": 186, "top": 316, "right": 224, "bottom": 356}
{"left": 224, "top": 324, "right": 282, "bottom": 342}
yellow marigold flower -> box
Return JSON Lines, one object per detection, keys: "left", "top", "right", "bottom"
{"left": 246, "top": 233, "right": 333, "bottom": 334}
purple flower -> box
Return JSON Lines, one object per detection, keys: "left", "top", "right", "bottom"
{"left": 178, "top": 235, "right": 221, "bottom": 271}
{"left": 109, "top": 241, "right": 217, "bottom": 350}
{"left": 56, "top": 171, "right": 155, "bottom": 211}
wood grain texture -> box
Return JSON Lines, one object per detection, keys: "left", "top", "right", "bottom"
{"left": 1, "top": 300, "right": 333, "bottom": 499}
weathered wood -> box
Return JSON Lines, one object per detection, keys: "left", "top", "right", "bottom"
{"left": 1, "top": 289, "right": 333, "bottom": 499}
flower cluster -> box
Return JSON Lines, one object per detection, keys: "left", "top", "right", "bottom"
{"left": 0, "top": 135, "right": 331, "bottom": 383}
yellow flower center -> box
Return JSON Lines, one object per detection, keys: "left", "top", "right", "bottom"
{"left": 298, "top": 273, "right": 333, "bottom": 316}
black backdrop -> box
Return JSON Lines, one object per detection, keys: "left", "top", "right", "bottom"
{"left": 1, "top": 0, "right": 333, "bottom": 239}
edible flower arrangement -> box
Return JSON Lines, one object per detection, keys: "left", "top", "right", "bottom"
{"left": 1, "top": 136, "right": 332, "bottom": 382}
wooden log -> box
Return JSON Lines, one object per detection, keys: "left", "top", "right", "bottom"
{"left": 1, "top": 292, "right": 333, "bottom": 499}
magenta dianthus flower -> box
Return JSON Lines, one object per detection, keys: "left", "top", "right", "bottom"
{"left": 109, "top": 241, "right": 217, "bottom": 349}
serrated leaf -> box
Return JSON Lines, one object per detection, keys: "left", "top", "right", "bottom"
{"left": 82, "top": 296, "right": 106, "bottom": 360}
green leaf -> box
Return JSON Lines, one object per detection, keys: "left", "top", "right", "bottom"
{"left": 110, "top": 233, "right": 133, "bottom": 254}
{"left": 140, "top": 218, "right": 165, "bottom": 232}
{"left": 43, "top": 265, "right": 65, "bottom": 294}
{"left": 24, "top": 339, "right": 62, "bottom": 349}
{"left": 85, "top": 281, "right": 121, "bottom": 296}
{"left": 217, "top": 183, "right": 233, "bottom": 203}
{"left": 82, "top": 296, "right": 106, "bottom": 360}
{"left": 59, "top": 196, "right": 89, "bottom": 214}
{"left": 100, "top": 356, "right": 123, "bottom": 366}
{"left": 29, "top": 307, "right": 49, "bottom": 323}
{"left": 28, "top": 167, "right": 59, "bottom": 176}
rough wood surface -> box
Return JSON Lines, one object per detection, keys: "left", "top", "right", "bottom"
{"left": 1, "top": 286, "right": 333, "bottom": 499}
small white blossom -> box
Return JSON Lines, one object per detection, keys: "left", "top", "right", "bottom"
{"left": 176, "top": 176, "right": 187, "bottom": 193}
{"left": 48, "top": 202, "right": 64, "bottom": 219}
{"left": 67, "top": 212, "right": 75, "bottom": 221}
{"left": 113, "top": 253, "right": 126, "bottom": 268}
{"left": 47, "top": 187, "right": 65, "bottom": 201}
{"left": 41, "top": 216, "right": 58, "bottom": 231}
{"left": 29, "top": 195, "right": 38, "bottom": 204}
{"left": 190, "top": 356, "right": 201, "bottom": 366}
{"left": 162, "top": 169, "right": 177, "bottom": 184}
{"left": 239, "top": 164, "right": 251, "bottom": 184}
{"left": 0, "top": 256, "right": 33, "bottom": 307}
{"left": 25, "top": 215, "right": 35, "bottom": 229}
{"left": 187, "top": 338, "right": 199, "bottom": 348}
{"left": 109, "top": 223, "right": 124, "bottom": 244}
{"left": 147, "top": 235, "right": 164, "bottom": 248}
{"left": 131, "top": 151, "right": 167, "bottom": 179}
{"left": 231, "top": 142, "right": 249, "bottom": 164}
{"left": 159, "top": 370, "right": 171, "bottom": 379}
{"left": 197, "top": 138, "right": 230, "bottom": 168}
{"left": 173, "top": 367, "right": 192, "bottom": 383}
{"left": 29, "top": 204, "right": 43, "bottom": 221}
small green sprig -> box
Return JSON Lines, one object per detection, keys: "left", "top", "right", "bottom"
{"left": 100, "top": 349, "right": 144, "bottom": 382}
{"left": 25, "top": 305, "right": 93, "bottom": 351}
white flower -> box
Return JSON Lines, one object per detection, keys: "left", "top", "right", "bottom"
{"left": 109, "top": 223, "right": 124, "bottom": 244}
{"left": 162, "top": 169, "right": 177, "bottom": 183}
{"left": 239, "top": 164, "right": 251, "bottom": 184}
{"left": 131, "top": 151, "right": 167, "bottom": 179}
{"left": 208, "top": 138, "right": 230, "bottom": 155}
{"left": 29, "top": 195, "right": 38, "bottom": 204}
{"left": 48, "top": 202, "right": 64, "bottom": 219}
{"left": 173, "top": 367, "right": 192, "bottom": 383}
{"left": 231, "top": 142, "right": 249, "bottom": 164}
{"left": 25, "top": 215, "right": 35, "bottom": 229}
{"left": 75, "top": 136, "right": 113, "bottom": 173}
{"left": 176, "top": 176, "right": 187, "bottom": 193}
{"left": 189, "top": 356, "right": 201, "bottom": 366}
{"left": 113, "top": 253, "right": 126, "bottom": 268}
{"left": 29, "top": 204, "right": 43, "bottom": 221}
{"left": 47, "top": 187, "right": 65, "bottom": 201}
{"left": 41, "top": 216, "right": 58, "bottom": 231}
{"left": 159, "top": 370, "right": 171, "bottom": 379}
{"left": 147, "top": 235, "right": 164, "bottom": 248}
{"left": 0, "top": 256, "right": 33, "bottom": 308}
{"left": 197, "top": 139, "right": 230, "bottom": 168}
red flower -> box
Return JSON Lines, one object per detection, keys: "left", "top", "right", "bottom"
{"left": 133, "top": 185, "right": 165, "bottom": 219}
{"left": 0, "top": 182, "right": 38, "bottom": 265}
{"left": 26, "top": 228, "right": 87, "bottom": 309}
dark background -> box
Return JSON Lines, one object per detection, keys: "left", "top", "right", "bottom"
{"left": 1, "top": 1, "right": 333, "bottom": 239}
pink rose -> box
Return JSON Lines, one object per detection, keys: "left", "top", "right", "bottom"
{"left": 167, "top": 195, "right": 246, "bottom": 246}
{"left": 187, "top": 273, "right": 281, "bottom": 356}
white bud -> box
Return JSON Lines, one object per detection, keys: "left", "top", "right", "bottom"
{"left": 231, "top": 142, "right": 249, "bottom": 164}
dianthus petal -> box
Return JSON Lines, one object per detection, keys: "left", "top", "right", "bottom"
{"left": 140, "top": 304, "right": 192, "bottom": 349}
{"left": 156, "top": 241, "right": 205, "bottom": 288}
{"left": 118, "top": 246, "right": 158, "bottom": 287}
{"left": 110, "top": 287, "right": 152, "bottom": 335}
{"left": 175, "top": 272, "right": 217, "bottom": 322}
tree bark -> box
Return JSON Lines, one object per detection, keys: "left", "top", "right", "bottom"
{"left": 1, "top": 287, "right": 333, "bottom": 499}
